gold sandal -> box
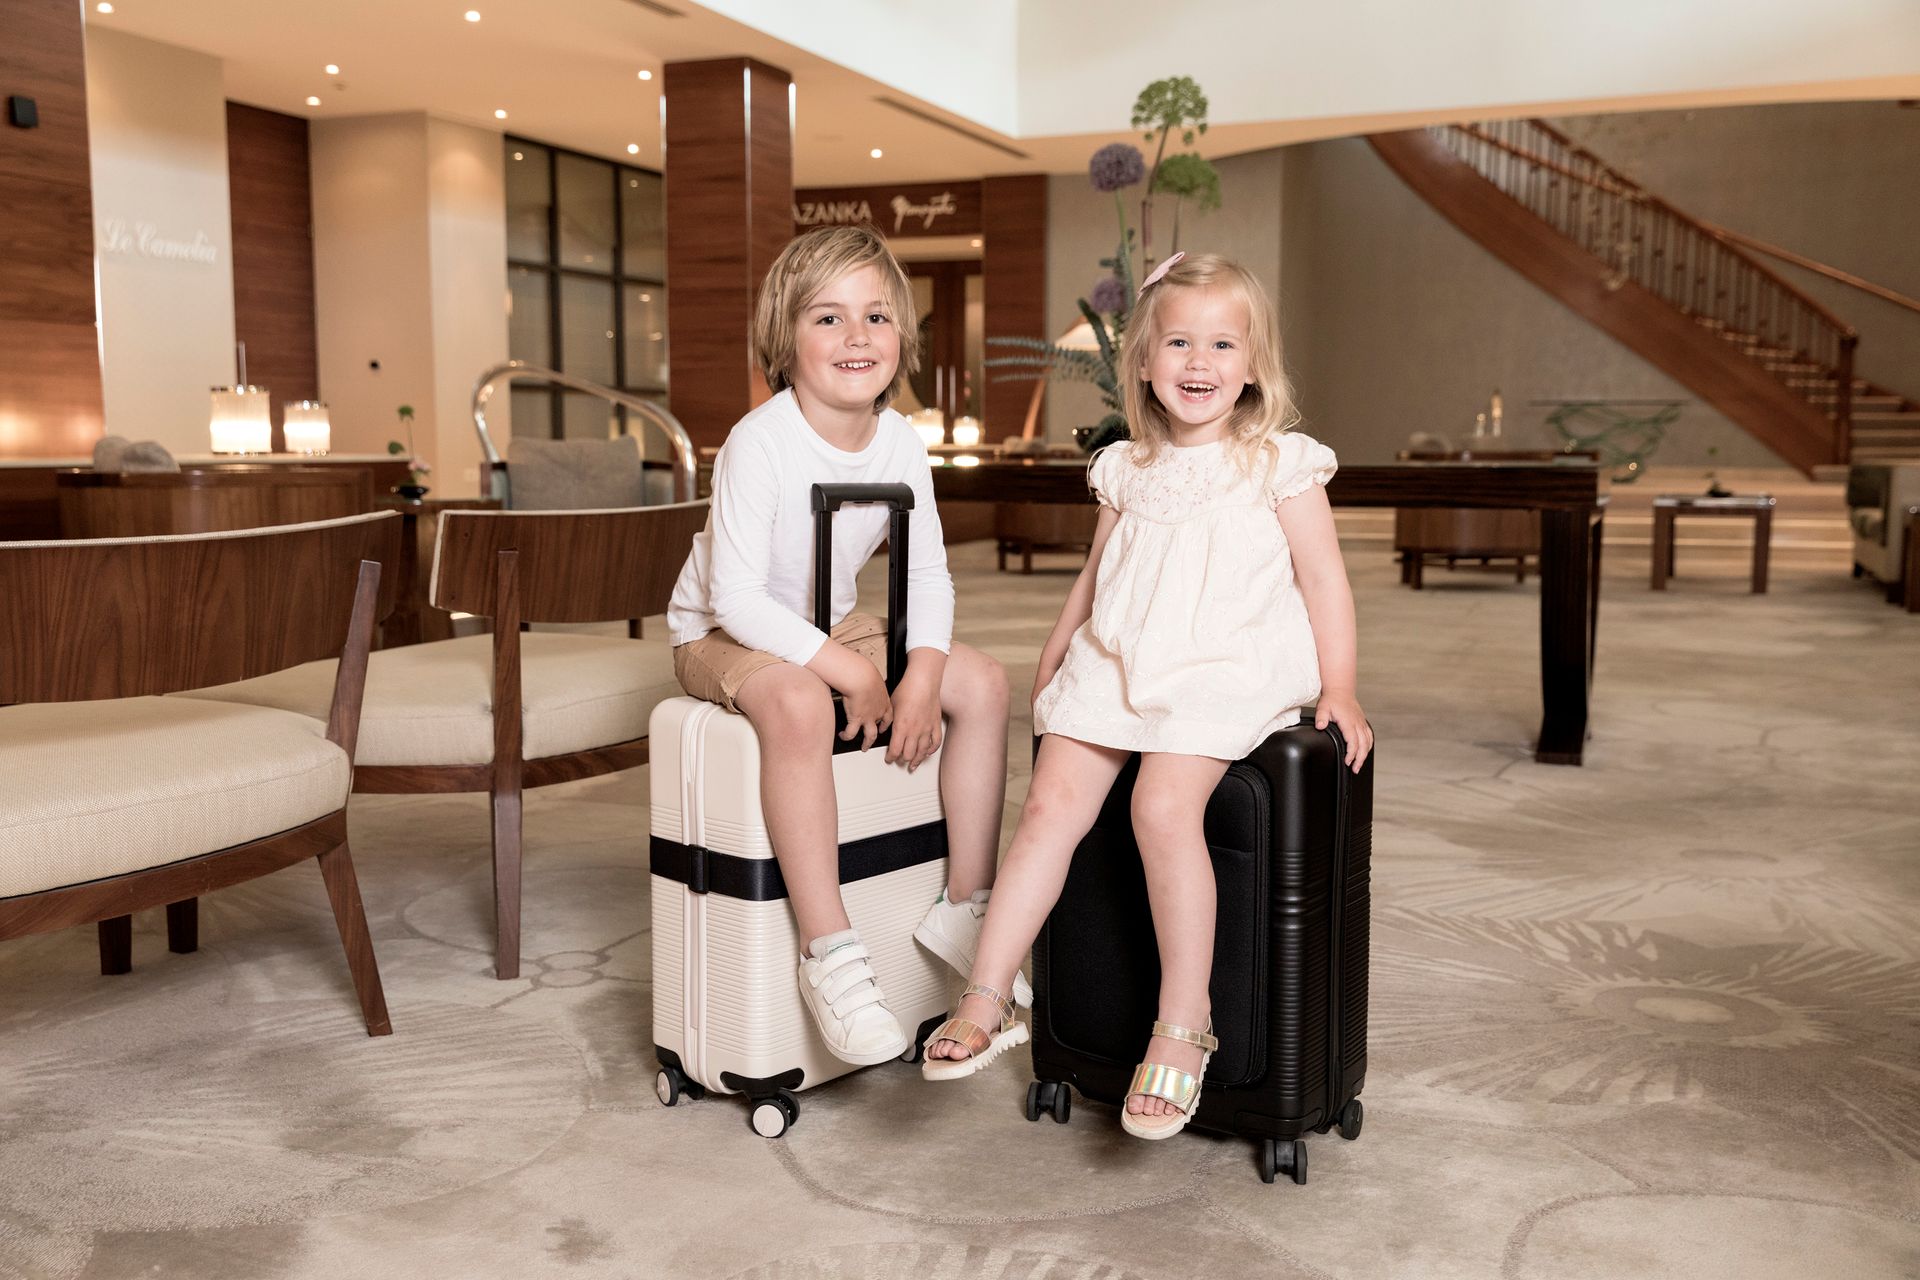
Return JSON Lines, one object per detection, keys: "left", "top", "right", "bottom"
{"left": 920, "top": 982, "right": 1029, "bottom": 1082}
{"left": 1120, "top": 1020, "right": 1218, "bottom": 1140}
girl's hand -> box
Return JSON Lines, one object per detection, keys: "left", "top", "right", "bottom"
{"left": 1030, "top": 663, "right": 1060, "bottom": 715}
{"left": 1314, "top": 692, "right": 1373, "bottom": 772}
{"left": 885, "top": 668, "right": 943, "bottom": 771}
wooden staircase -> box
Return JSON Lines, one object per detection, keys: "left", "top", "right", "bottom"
{"left": 1368, "top": 119, "right": 1920, "bottom": 475}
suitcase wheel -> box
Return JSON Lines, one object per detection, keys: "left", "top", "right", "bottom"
{"left": 1025, "top": 1081, "right": 1071, "bottom": 1125}
{"left": 748, "top": 1090, "right": 799, "bottom": 1139}
{"left": 1338, "top": 1098, "right": 1364, "bottom": 1141}
{"left": 655, "top": 1064, "right": 704, "bottom": 1108}
{"left": 1259, "top": 1138, "right": 1308, "bottom": 1186}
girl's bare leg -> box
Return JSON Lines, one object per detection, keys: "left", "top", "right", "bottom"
{"left": 1127, "top": 752, "right": 1230, "bottom": 1116}
{"left": 927, "top": 734, "right": 1127, "bottom": 1058}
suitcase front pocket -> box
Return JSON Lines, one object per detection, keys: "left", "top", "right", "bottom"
{"left": 1041, "top": 763, "right": 1271, "bottom": 1090}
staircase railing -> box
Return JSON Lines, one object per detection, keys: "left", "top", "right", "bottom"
{"left": 1435, "top": 118, "right": 1858, "bottom": 461}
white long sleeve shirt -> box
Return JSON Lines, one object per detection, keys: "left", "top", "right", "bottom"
{"left": 666, "top": 390, "right": 954, "bottom": 666}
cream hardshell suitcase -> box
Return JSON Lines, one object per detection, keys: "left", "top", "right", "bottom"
{"left": 650, "top": 484, "right": 951, "bottom": 1137}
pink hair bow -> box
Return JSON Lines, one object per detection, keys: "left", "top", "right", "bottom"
{"left": 1137, "top": 252, "right": 1185, "bottom": 297}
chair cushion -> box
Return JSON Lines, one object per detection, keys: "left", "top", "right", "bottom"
{"left": 172, "top": 632, "right": 679, "bottom": 767}
{"left": 0, "top": 698, "right": 350, "bottom": 899}
{"left": 508, "top": 437, "right": 646, "bottom": 510}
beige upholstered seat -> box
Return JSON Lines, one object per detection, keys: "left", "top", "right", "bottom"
{"left": 0, "top": 697, "right": 350, "bottom": 899}
{"left": 173, "top": 632, "right": 680, "bottom": 767}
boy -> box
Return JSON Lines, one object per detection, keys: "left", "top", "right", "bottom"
{"left": 666, "top": 226, "right": 1021, "bottom": 1064}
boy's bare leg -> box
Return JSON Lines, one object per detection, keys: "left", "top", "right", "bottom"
{"left": 927, "top": 733, "right": 1127, "bottom": 1058}
{"left": 730, "top": 662, "right": 849, "bottom": 947}
{"left": 935, "top": 642, "right": 1011, "bottom": 900}
{"left": 1127, "top": 752, "right": 1229, "bottom": 1116}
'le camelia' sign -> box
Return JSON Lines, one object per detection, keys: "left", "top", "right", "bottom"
{"left": 97, "top": 217, "right": 220, "bottom": 266}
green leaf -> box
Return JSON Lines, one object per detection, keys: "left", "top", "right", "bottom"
{"left": 386, "top": 441, "right": 406, "bottom": 455}
{"left": 1151, "top": 152, "right": 1223, "bottom": 212}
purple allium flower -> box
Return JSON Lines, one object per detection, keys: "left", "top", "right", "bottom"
{"left": 1088, "top": 142, "right": 1145, "bottom": 193}
{"left": 1088, "top": 275, "right": 1128, "bottom": 315}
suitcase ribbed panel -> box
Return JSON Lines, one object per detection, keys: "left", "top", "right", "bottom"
{"left": 652, "top": 879, "right": 686, "bottom": 1063}
{"left": 674, "top": 863, "right": 949, "bottom": 1092}
{"left": 650, "top": 697, "right": 945, "bottom": 857}
{"left": 648, "top": 696, "right": 952, "bottom": 1098}
{"left": 1030, "top": 724, "right": 1374, "bottom": 1147}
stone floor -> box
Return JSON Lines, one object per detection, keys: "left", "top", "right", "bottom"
{"left": 2, "top": 515, "right": 1916, "bottom": 1280}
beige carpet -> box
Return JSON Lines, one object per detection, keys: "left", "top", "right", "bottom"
{"left": 2, "top": 524, "right": 1917, "bottom": 1280}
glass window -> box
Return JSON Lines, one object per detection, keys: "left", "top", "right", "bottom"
{"left": 556, "top": 153, "right": 615, "bottom": 273}
{"left": 621, "top": 169, "right": 666, "bottom": 281}
{"left": 510, "top": 386, "right": 551, "bottom": 439}
{"left": 507, "top": 265, "right": 550, "bottom": 366}
{"left": 505, "top": 143, "right": 551, "bottom": 264}
{"left": 563, "top": 391, "right": 619, "bottom": 440}
{"left": 559, "top": 276, "right": 616, "bottom": 385}
{"left": 623, "top": 284, "right": 668, "bottom": 392}
{"left": 505, "top": 137, "right": 664, "bottom": 440}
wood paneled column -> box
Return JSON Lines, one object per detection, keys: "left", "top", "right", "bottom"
{"left": 981, "top": 174, "right": 1048, "bottom": 439}
{"left": 663, "top": 57, "right": 793, "bottom": 450}
{"left": 226, "top": 103, "right": 318, "bottom": 453}
{"left": 0, "top": 0, "right": 105, "bottom": 454}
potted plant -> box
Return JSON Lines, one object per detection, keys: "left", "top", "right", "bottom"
{"left": 986, "top": 76, "right": 1222, "bottom": 454}
{"left": 388, "top": 405, "right": 432, "bottom": 501}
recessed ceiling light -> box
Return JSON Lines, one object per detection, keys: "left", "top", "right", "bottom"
{"left": 512, "top": 150, "right": 524, "bottom": 161}
{"left": 626, "top": 143, "right": 639, "bottom": 155}
{"left": 640, "top": 293, "right": 652, "bottom": 302}
{"left": 306, "top": 96, "right": 322, "bottom": 107}
{"left": 869, "top": 148, "right": 883, "bottom": 159}
{"left": 464, "top": 10, "right": 481, "bottom": 22}
{"left": 325, "top": 63, "right": 340, "bottom": 75}
{"left": 95, "top": 2, "right": 112, "bottom": 12}
{"left": 494, "top": 109, "right": 508, "bottom": 119}
{"left": 638, "top": 69, "right": 654, "bottom": 81}
{"left": 970, "top": 238, "right": 983, "bottom": 248}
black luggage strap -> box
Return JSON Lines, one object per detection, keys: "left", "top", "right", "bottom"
{"left": 651, "top": 818, "right": 948, "bottom": 901}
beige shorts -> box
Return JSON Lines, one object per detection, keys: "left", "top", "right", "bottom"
{"left": 673, "top": 612, "right": 888, "bottom": 713}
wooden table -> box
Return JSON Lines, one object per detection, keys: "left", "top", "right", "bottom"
{"left": 55, "top": 466, "right": 373, "bottom": 537}
{"left": 932, "top": 458, "right": 1606, "bottom": 765}
{"left": 1904, "top": 505, "right": 1920, "bottom": 614}
{"left": 377, "top": 496, "right": 502, "bottom": 647}
{"left": 1650, "top": 494, "right": 1774, "bottom": 593}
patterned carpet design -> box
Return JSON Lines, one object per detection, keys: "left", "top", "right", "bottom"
{"left": 2, "top": 533, "right": 1915, "bottom": 1279}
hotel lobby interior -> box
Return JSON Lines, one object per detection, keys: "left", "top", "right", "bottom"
{"left": 2, "top": 2, "right": 1918, "bottom": 1277}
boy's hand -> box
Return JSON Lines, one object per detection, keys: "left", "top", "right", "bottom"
{"left": 840, "top": 665, "right": 892, "bottom": 752}
{"left": 1314, "top": 692, "right": 1373, "bottom": 773}
{"left": 886, "top": 668, "right": 943, "bottom": 771}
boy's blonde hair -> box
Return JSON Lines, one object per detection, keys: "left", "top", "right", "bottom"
{"left": 753, "top": 225, "right": 921, "bottom": 413}
{"left": 1118, "top": 253, "right": 1300, "bottom": 474}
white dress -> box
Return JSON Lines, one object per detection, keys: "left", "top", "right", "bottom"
{"left": 1032, "top": 432, "right": 1339, "bottom": 760}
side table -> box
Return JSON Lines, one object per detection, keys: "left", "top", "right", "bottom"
{"left": 378, "top": 496, "right": 502, "bottom": 646}
{"left": 1651, "top": 494, "right": 1774, "bottom": 594}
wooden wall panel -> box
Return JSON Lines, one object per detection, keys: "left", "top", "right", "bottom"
{"left": 981, "top": 174, "right": 1048, "bottom": 439}
{"left": 663, "top": 57, "right": 793, "bottom": 450}
{"left": 0, "top": 0, "right": 103, "bottom": 452}
{"left": 226, "top": 102, "right": 318, "bottom": 453}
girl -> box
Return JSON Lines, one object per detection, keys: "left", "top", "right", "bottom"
{"left": 667, "top": 226, "right": 1017, "bottom": 1067}
{"left": 921, "top": 252, "right": 1372, "bottom": 1140}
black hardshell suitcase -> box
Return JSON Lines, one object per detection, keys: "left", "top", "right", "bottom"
{"left": 1027, "top": 722, "right": 1372, "bottom": 1185}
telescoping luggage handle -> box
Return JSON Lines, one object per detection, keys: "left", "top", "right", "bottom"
{"left": 811, "top": 483, "right": 913, "bottom": 749}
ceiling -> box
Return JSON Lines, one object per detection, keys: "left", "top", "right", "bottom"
{"left": 82, "top": 0, "right": 1058, "bottom": 184}
{"left": 83, "top": 0, "right": 1920, "bottom": 186}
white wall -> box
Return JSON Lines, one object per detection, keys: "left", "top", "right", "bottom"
{"left": 86, "top": 28, "right": 236, "bottom": 454}
{"left": 311, "top": 115, "right": 438, "bottom": 471}
{"left": 425, "top": 118, "right": 509, "bottom": 495}
{"left": 311, "top": 113, "right": 507, "bottom": 497}
{"left": 1016, "top": 0, "right": 1920, "bottom": 139}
